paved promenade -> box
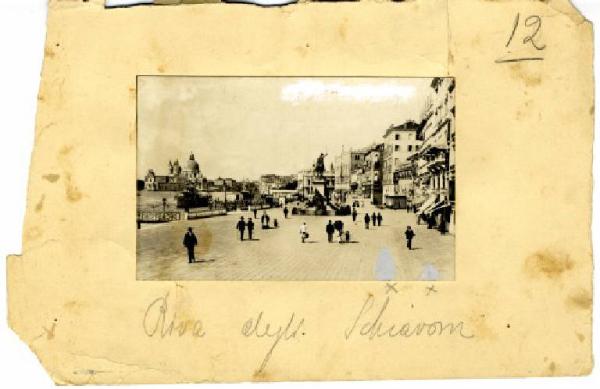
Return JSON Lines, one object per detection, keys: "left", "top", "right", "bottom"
{"left": 136, "top": 203, "right": 454, "bottom": 281}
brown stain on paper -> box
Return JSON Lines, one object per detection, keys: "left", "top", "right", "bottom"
{"left": 44, "top": 46, "right": 56, "bottom": 59}
{"left": 59, "top": 145, "right": 74, "bottom": 156}
{"left": 524, "top": 250, "right": 574, "bottom": 279}
{"left": 338, "top": 18, "right": 348, "bottom": 41}
{"left": 64, "top": 300, "right": 87, "bottom": 315}
{"left": 510, "top": 63, "right": 542, "bottom": 87}
{"left": 25, "top": 226, "right": 43, "bottom": 241}
{"left": 253, "top": 369, "right": 270, "bottom": 381}
{"left": 128, "top": 85, "right": 136, "bottom": 100}
{"left": 566, "top": 289, "right": 592, "bottom": 310}
{"left": 42, "top": 173, "right": 60, "bottom": 183}
{"left": 545, "top": 361, "right": 557, "bottom": 376}
{"left": 129, "top": 129, "right": 136, "bottom": 146}
{"left": 196, "top": 227, "right": 213, "bottom": 258}
{"left": 57, "top": 145, "right": 84, "bottom": 202}
{"left": 468, "top": 313, "right": 496, "bottom": 340}
{"left": 64, "top": 172, "right": 83, "bottom": 202}
{"left": 35, "top": 195, "right": 45, "bottom": 213}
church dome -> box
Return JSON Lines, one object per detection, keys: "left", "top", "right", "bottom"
{"left": 184, "top": 152, "right": 200, "bottom": 173}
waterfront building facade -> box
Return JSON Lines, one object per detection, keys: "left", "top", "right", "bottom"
{"left": 415, "top": 77, "right": 456, "bottom": 233}
{"left": 381, "top": 122, "right": 422, "bottom": 208}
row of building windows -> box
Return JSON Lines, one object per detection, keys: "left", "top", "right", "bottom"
{"left": 393, "top": 144, "right": 420, "bottom": 152}
{"left": 394, "top": 133, "right": 415, "bottom": 141}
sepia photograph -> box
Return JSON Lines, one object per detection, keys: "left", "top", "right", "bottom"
{"left": 137, "top": 76, "right": 455, "bottom": 281}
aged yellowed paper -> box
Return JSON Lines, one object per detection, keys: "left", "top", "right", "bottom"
{"left": 7, "top": 0, "right": 593, "bottom": 383}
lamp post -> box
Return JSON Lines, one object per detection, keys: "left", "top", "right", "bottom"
{"left": 224, "top": 182, "right": 227, "bottom": 213}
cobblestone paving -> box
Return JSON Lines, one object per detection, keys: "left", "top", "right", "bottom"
{"left": 136, "top": 203, "right": 454, "bottom": 281}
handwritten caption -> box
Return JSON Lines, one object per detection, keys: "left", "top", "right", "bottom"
{"left": 142, "top": 285, "right": 474, "bottom": 372}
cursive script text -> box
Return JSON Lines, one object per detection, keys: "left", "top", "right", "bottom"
{"left": 241, "top": 311, "right": 304, "bottom": 374}
{"left": 345, "top": 294, "right": 474, "bottom": 340}
{"left": 143, "top": 292, "right": 205, "bottom": 338}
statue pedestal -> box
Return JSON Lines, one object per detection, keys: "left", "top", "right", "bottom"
{"left": 312, "top": 177, "right": 326, "bottom": 198}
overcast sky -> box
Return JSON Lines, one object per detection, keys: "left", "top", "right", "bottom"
{"left": 137, "top": 77, "right": 434, "bottom": 180}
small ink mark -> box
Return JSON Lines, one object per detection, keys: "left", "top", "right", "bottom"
{"left": 506, "top": 323, "right": 511, "bottom": 328}
{"left": 42, "top": 318, "right": 58, "bottom": 340}
{"left": 426, "top": 285, "right": 437, "bottom": 296}
{"left": 385, "top": 282, "right": 398, "bottom": 294}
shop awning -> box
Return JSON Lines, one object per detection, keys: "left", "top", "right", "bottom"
{"left": 429, "top": 201, "right": 450, "bottom": 215}
{"left": 417, "top": 195, "right": 438, "bottom": 215}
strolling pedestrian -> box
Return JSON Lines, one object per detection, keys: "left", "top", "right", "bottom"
{"left": 352, "top": 207, "right": 358, "bottom": 222}
{"left": 364, "top": 213, "right": 370, "bottom": 229}
{"left": 427, "top": 214, "right": 435, "bottom": 229}
{"left": 371, "top": 212, "right": 377, "bottom": 227}
{"left": 300, "top": 222, "right": 309, "bottom": 243}
{"left": 345, "top": 230, "right": 350, "bottom": 243}
{"left": 183, "top": 227, "right": 198, "bottom": 263}
{"left": 260, "top": 211, "right": 266, "bottom": 227}
{"left": 326, "top": 220, "right": 335, "bottom": 243}
{"left": 253, "top": 208, "right": 257, "bottom": 218}
{"left": 274, "top": 218, "right": 279, "bottom": 228}
{"left": 247, "top": 218, "right": 255, "bottom": 240}
{"left": 236, "top": 216, "right": 246, "bottom": 241}
{"left": 334, "top": 220, "right": 344, "bottom": 238}
{"left": 284, "top": 207, "right": 289, "bottom": 219}
{"left": 377, "top": 212, "right": 383, "bottom": 226}
{"left": 265, "top": 214, "right": 270, "bottom": 228}
{"left": 405, "top": 225, "right": 415, "bottom": 250}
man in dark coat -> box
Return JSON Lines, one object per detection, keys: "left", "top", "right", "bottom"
{"left": 377, "top": 212, "right": 383, "bottom": 226}
{"left": 236, "top": 216, "right": 246, "bottom": 241}
{"left": 405, "top": 226, "right": 415, "bottom": 250}
{"left": 371, "top": 212, "right": 377, "bottom": 227}
{"left": 364, "top": 213, "right": 370, "bottom": 229}
{"left": 334, "top": 220, "right": 344, "bottom": 237}
{"left": 183, "top": 227, "right": 198, "bottom": 263}
{"left": 284, "top": 207, "right": 289, "bottom": 219}
{"left": 352, "top": 207, "right": 358, "bottom": 222}
{"left": 247, "top": 218, "right": 255, "bottom": 240}
{"left": 326, "top": 220, "right": 335, "bottom": 243}
{"left": 427, "top": 214, "right": 436, "bottom": 229}
{"left": 253, "top": 208, "right": 258, "bottom": 218}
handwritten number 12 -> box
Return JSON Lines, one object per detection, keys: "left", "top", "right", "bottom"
{"left": 505, "top": 13, "right": 546, "bottom": 51}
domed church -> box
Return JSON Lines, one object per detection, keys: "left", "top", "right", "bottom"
{"left": 145, "top": 152, "right": 204, "bottom": 191}
{"left": 182, "top": 152, "right": 201, "bottom": 180}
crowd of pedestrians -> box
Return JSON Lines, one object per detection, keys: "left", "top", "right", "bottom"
{"left": 182, "top": 201, "right": 418, "bottom": 263}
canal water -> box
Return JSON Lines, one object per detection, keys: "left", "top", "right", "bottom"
{"left": 137, "top": 190, "right": 179, "bottom": 211}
